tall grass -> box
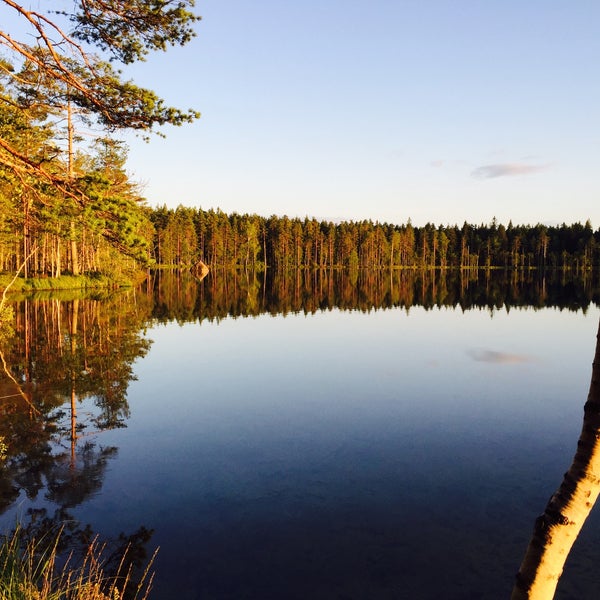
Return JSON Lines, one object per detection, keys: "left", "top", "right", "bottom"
{"left": 0, "top": 274, "right": 120, "bottom": 294}
{"left": 0, "top": 525, "right": 157, "bottom": 600}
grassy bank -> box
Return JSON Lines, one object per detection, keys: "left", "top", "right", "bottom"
{"left": 0, "top": 525, "right": 156, "bottom": 600}
{"left": 0, "top": 273, "right": 144, "bottom": 295}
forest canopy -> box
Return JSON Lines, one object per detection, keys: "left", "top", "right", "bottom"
{"left": 147, "top": 208, "right": 600, "bottom": 272}
{"left": 0, "top": 3, "right": 598, "bottom": 281}
{"left": 0, "top": 0, "right": 200, "bottom": 277}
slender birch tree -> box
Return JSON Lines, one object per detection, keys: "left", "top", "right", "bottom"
{"left": 512, "top": 318, "right": 600, "bottom": 599}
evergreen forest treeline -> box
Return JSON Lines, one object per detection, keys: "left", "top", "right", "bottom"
{"left": 1, "top": 0, "right": 596, "bottom": 282}
{"left": 151, "top": 207, "right": 598, "bottom": 271}
{"left": 4, "top": 197, "right": 600, "bottom": 280}
{"left": 1, "top": 76, "right": 598, "bottom": 278}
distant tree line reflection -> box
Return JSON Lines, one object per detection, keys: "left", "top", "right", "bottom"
{"left": 0, "top": 290, "right": 152, "bottom": 513}
{"left": 146, "top": 268, "right": 600, "bottom": 324}
{"left": 0, "top": 269, "right": 598, "bottom": 516}
{"left": 0, "top": 268, "right": 599, "bottom": 598}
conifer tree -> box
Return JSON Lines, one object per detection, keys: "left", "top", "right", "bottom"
{"left": 0, "top": 0, "right": 200, "bottom": 274}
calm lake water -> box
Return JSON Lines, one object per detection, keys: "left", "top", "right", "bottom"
{"left": 2, "top": 270, "right": 600, "bottom": 599}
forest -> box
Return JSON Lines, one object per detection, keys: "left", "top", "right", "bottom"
{"left": 148, "top": 206, "right": 599, "bottom": 272}
{"left": 5, "top": 185, "right": 600, "bottom": 275}
{"left": 4, "top": 186, "right": 600, "bottom": 279}
{"left": 1, "top": 22, "right": 597, "bottom": 280}
{"left": 0, "top": 0, "right": 198, "bottom": 284}
{"left": 0, "top": 1, "right": 598, "bottom": 280}
{"left": 0, "top": 66, "right": 596, "bottom": 278}
{"left": 1, "top": 90, "right": 599, "bottom": 281}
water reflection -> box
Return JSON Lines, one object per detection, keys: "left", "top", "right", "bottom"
{"left": 7, "top": 505, "right": 155, "bottom": 598}
{"left": 1, "top": 270, "right": 600, "bottom": 598}
{"left": 0, "top": 290, "right": 157, "bottom": 598}
{"left": 0, "top": 290, "right": 152, "bottom": 524}
{"left": 147, "top": 267, "right": 600, "bottom": 324}
{"left": 467, "top": 348, "right": 533, "bottom": 364}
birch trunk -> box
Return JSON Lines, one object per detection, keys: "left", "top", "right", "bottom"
{"left": 512, "top": 318, "right": 600, "bottom": 599}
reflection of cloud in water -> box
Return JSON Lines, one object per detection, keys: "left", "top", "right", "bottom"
{"left": 467, "top": 348, "right": 532, "bottom": 364}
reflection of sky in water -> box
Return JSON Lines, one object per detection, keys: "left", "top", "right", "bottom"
{"left": 8, "top": 305, "right": 600, "bottom": 599}
{"left": 466, "top": 348, "right": 533, "bottom": 364}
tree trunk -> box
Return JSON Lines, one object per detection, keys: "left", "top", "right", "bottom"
{"left": 512, "top": 317, "right": 600, "bottom": 599}
{"left": 70, "top": 221, "right": 80, "bottom": 275}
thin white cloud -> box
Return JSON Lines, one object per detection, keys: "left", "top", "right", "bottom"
{"left": 471, "top": 163, "right": 550, "bottom": 179}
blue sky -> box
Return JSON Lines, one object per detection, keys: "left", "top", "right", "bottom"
{"left": 27, "top": 1, "right": 600, "bottom": 226}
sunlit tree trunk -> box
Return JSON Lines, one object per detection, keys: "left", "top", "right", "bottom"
{"left": 512, "top": 318, "right": 600, "bottom": 599}
{"left": 70, "top": 221, "right": 80, "bottom": 275}
{"left": 70, "top": 299, "right": 79, "bottom": 466}
{"left": 66, "top": 96, "right": 81, "bottom": 276}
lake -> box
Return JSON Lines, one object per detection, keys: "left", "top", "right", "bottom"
{"left": 2, "top": 269, "right": 600, "bottom": 599}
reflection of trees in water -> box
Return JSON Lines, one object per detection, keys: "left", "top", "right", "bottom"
{"left": 8, "top": 507, "right": 155, "bottom": 600}
{"left": 2, "top": 271, "right": 600, "bottom": 597}
{"left": 0, "top": 290, "right": 155, "bottom": 598}
{"left": 0, "top": 290, "right": 152, "bottom": 513}
{"left": 146, "top": 268, "right": 600, "bottom": 597}
{"left": 46, "top": 443, "right": 119, "bottom": 508}
{"left": 145, "top": 268, "right": 600, "bottom": 324}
